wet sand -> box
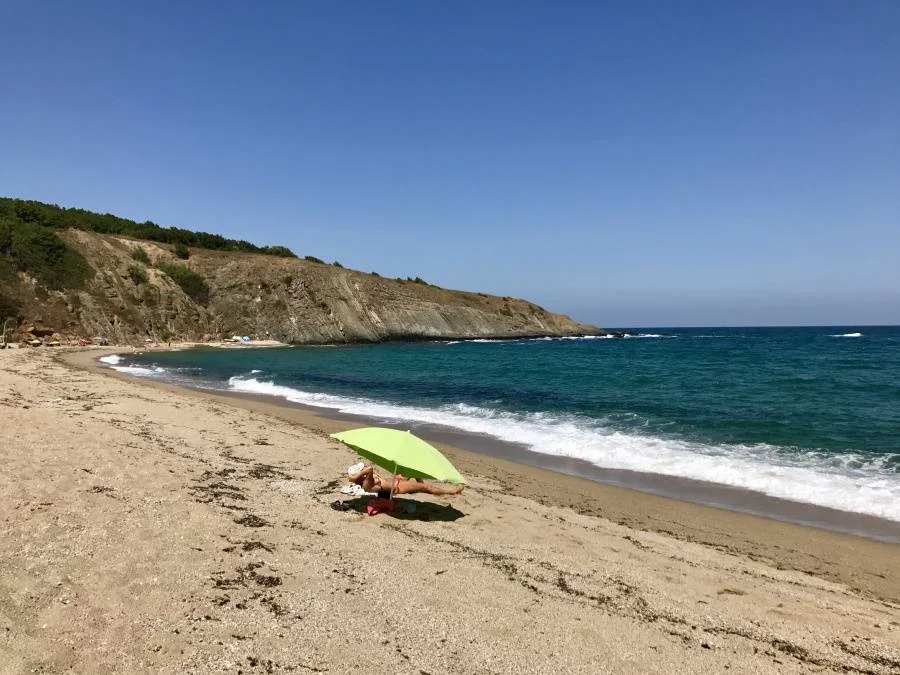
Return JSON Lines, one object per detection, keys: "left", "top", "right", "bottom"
{"left": 0, "top": 346, "right": 898, "bottom": 673}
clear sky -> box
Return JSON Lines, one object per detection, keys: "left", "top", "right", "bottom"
{"left": 2, "top": 1, "right": 898, "bottom": 327}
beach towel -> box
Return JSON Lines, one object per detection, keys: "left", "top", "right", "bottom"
{"left": 365, "top": 498, "right": 395, "bottom": 516}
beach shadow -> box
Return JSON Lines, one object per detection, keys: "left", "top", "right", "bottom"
{"left": 331, "top": 497, "right": 465, "bottom": 522}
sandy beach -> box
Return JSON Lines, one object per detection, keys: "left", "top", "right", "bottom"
{"left": 1, "top": 347, "right": 898, "bottom": 673}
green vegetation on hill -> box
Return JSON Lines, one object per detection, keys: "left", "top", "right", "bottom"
{"left": 0, "top": 197, "right": 297, "bottom": 258}
{"left": 0, "top": 291, "right": 18, "bottom": 320}
{"left": 158, "top": 262, "right": 210, "bottom": 305}
{"left": 131, "top": 247, "right": 151, "bottom": 264}
{"left": 0, "top": 218, "right": 92, "bottom": 291}
{"left": 128, "top": 265, "right": 148, "bottom": 285}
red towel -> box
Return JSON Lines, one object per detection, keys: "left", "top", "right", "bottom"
{"left": 366, "top": 498, "right": 395, "bottom": 516}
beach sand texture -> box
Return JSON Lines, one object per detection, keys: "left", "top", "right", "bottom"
{"left": 1, "top": 348, "right": 898, "bottom": 673}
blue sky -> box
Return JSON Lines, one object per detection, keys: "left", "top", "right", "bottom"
{"left": 2, "top": 1, "right": 898, "bottom": 327}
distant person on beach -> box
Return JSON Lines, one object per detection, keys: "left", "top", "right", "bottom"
{"left": 349, "top": 465, "right": 464, "bottom": 497}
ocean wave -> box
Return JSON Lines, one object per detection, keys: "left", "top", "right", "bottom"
{"left": 831, "top": 332, "right": 863, "bottom": 338}
{"left": 226, "top": 376, "right": 900, "bottom": 521}
{"left": 623, "top": 333, "right": 677, "bottom": 339}
{"left": 529, "top": 335, "right": 610, "bottom": 341}
{"left": 110, "top": 365, "right": 164, "bottom": 377}
{"left": 439, "top": 335, "right": 616, "bottom": 345}
{"left": 99, "top": 354, "right": 165, "bottom": 376}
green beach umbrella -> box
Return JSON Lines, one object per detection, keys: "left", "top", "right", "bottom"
{"left": 331, "top": 427, "right": 467, "bottom": 485}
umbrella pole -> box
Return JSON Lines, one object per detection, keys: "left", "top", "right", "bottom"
{"left": 389, "top": 460, "right": 397, "bottom": 502}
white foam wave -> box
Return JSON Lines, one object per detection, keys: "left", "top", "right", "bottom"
{"left": 251, "top": 369, "right": 262, "bottom": 374}
{"left": 831, "top": 332, "right": 863, "bottom": 338}
{"left": 99, "top": 354, "right": 123, "bottom": 365}
{"left": 111, "top": 365, "right": 163, "bottom": 377}
{"left": 461, "top": 335, "right": 615, "bottom": 344}
{"left": 226, "top": 377, "right": 900, "bottom": 521}
{"left": 624, "top": 333, "right": 677, "bottom": 339}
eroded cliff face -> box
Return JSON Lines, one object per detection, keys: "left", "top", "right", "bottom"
{"left": 8, "top": 230, "right": 602, "bottom": 344}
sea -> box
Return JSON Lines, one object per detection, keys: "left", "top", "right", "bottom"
{"left": 100, "top": 326, "right": 900, "bottom": 538}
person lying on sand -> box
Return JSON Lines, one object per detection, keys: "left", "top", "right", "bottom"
{"left": 348, "top": 465, "right": 464, "bottom": 497}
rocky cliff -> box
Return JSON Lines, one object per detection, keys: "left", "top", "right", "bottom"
{"left": 5, "top": 229, "right": 601, "bottom": 345}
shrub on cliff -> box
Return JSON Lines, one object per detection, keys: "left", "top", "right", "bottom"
{"left": 131, "top": 247, "right": 150, "bottom": 264}
{"left": 158, "top": 262, "right": 209, "bottom": 304}
{"left": 173, "top": 242, "right": 190, "bottom": 259}
{"left": 0, "top": 218, "right": 92, "bottom": 290}
{"left": 263, "top": 246, "right": 295, "bottom": 257}
{"left": 128, "top": 265, "right": 148, "bottom": 285}
{"left": 0, "top": 290, "right": 19, "bottom": 321}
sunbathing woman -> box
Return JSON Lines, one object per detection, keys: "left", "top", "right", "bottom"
{"left": 349, "top": 465, "right": 464, "bottom": 497}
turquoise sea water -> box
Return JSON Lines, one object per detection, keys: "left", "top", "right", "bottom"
{"left": 105, "top": 326, "right": 900, "bottom": 522}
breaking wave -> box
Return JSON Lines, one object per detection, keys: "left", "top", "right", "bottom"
{"left": 111, "top": 365, "right": 165, "bottom": 377}
{"left": 98, "top": 354, "right": 165, "bottom": 377}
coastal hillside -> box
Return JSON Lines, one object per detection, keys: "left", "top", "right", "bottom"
{"left": 0, "top": 198, "right": 601, "bottom": 344}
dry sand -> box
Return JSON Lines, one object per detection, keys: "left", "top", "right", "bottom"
{"left": 0, "top": 347, "right": 898, "bottom": 674}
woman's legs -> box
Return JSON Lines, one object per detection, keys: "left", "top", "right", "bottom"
{"left": 395, "top": 480, "right": 464, "bottom": 496}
